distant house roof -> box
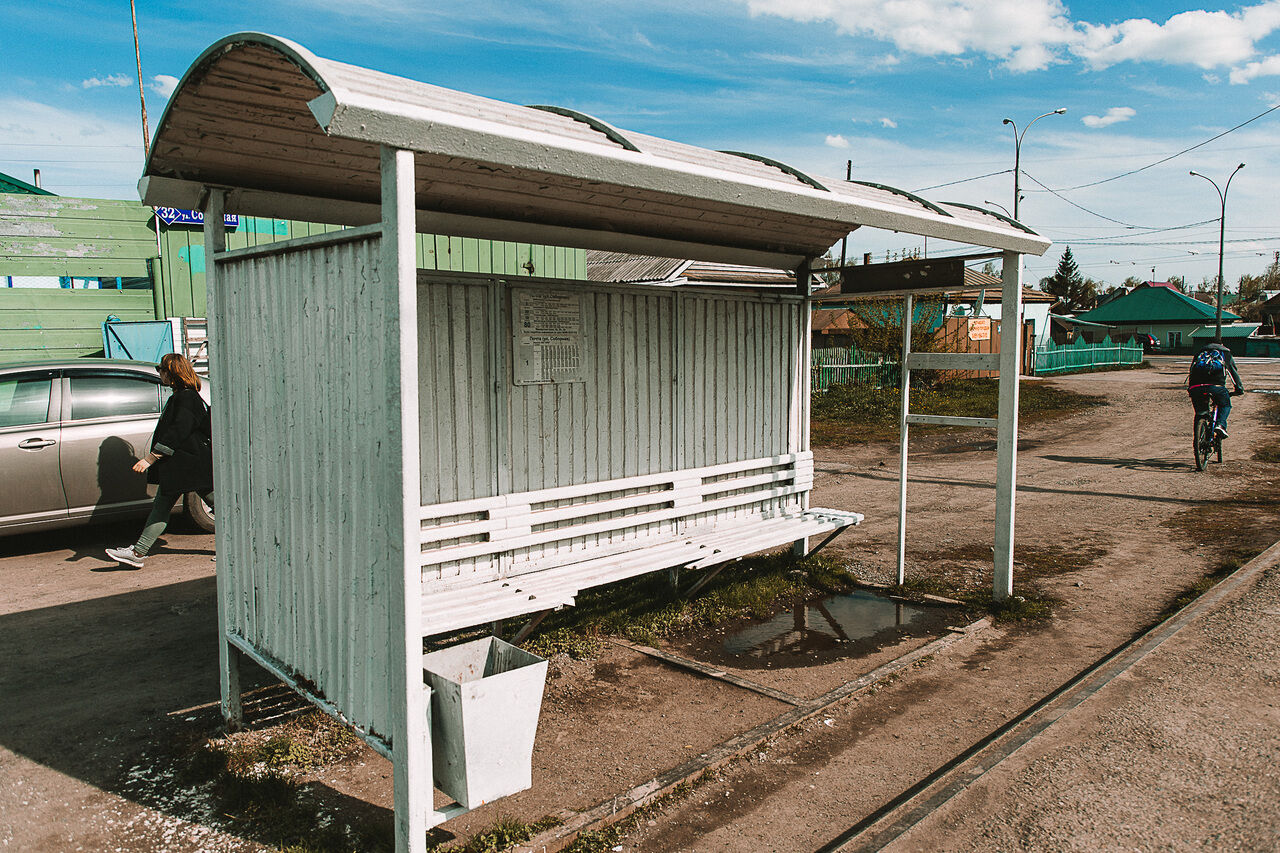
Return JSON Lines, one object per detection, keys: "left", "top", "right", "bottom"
{"left": 1077, "top": 283, "right": 1240, "bottom": 324}
{"left": 585, "top": 250, "right": 794, "bottom": 287}
{"left": 812, "top": 308, "right": 864, "bottom": 333}
{"left": 812, "top": 265, "right": 1052, "bottom": 304}
{"left": 1189, "top": 323, "right": 1260, "bottom": 339}
{"left": 0, "top": 170, "right": 54, "bottom": 195}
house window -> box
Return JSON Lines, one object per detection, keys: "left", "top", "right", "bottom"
{"left": 1168, "top": 331, "right": 1182, "bottom": 348}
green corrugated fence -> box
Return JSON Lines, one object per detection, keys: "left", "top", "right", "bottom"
{"left": 812, "top": 347, "right": 900, "bottom": 391}
{"left": 1033, "top": 336, "right": 1143, "bottom": 375}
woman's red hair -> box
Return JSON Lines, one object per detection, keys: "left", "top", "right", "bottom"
{"left": 159, "top": 353, "right": 201, "bottom": 392}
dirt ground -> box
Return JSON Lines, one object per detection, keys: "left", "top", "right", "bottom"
{"left": 2, "top": 357, "right": 1279, "bottom": 852}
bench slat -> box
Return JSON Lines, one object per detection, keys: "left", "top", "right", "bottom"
{"left": 420, "top": 508, "right": 861, "bottom": 637}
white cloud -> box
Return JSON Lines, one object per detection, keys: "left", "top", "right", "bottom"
{"left": 879, "top": 117, "right": 897, "bottom": 128}
{"left": 825, "top": 133, "right": 850, "bottom": 148}
{"left": 744, "top": 1, "right": 1280, "bottom": 76}
{"left": 151, "top": 75, "right": 180, "bottom": 98}
{"left": 746, "top": 0, "right": 1078, "bottom": 72}
{"left": 1230, "top": 55, "right": 1280, "bottom": 83}
{"left": 1081, "top": 107, "right": 1136, "bottom": 128}
{"left": 1074, "top": 6, "right": 1280, "bottom": 70}
{"left": 82, "top": 74, "right": 133, "bottom": 89}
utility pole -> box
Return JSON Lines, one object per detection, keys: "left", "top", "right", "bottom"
{"left": 131, "top": 0, "right": 150, "bottom": 158}
{"left": 839, "top": 160, "right": 851, "bottom": 269}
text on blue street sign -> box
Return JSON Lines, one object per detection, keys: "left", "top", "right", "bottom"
{"left": 153, "top": 207, "right": 240, "bottom": 227}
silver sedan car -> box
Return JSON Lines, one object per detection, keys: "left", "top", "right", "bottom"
{"left": 0, "top": 359, "right": 214, "bottom": 537}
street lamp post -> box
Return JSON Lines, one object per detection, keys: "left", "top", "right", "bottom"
{"left": 1002, "top": 108, "right": 1066, "bottom": 220}
{"left": 1189, "top": 163, "right": 1246, "bottom": 342}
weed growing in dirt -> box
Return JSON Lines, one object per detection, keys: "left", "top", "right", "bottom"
{"left": 893, "top": 576, "right": 1056, "bottom": 624}
{"left": 522, "top": 553, "right": 860, "bottom": 659}
{"left": 562, "top": 777, "right": 701, "bottom": 853}
{"left": 181, "top": 711, "right": 389, "bottom": 853}
{"left": 812, "top": 377, "right": 1105, "bottom": 446}
{"left": 1162, "top": 555, "right": 1249, "bottom": 617}
{"left": 434, "top": 815, "right": 562, "bottom": 853}
{"left": 1253, "top": 393, "right": 1280, "bottom": 463}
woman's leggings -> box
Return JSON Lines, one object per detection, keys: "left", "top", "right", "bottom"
{"left": 134, "top": 489, "right": 215, "bottom": 555}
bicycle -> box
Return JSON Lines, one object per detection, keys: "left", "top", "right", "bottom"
{"left": 1192, "top": 388, "right": 1242, "bottom": 471}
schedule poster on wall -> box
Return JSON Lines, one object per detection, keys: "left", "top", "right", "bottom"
{"left": 512, "top": 289, "right": 588, "bottom": 385}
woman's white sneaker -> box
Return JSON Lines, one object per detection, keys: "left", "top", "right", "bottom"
{"left": 105, "top": 546, "right": 145, "bottom": 568}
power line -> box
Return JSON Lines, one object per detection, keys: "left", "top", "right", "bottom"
{"left": 1049, "top": 101, "right": 1280, "bottom": 192}
{"left": 1022, "top": 172, "right": 1140, "bottom": 227}
{"left": 912, "top": 169, "right": 1011, "bottom": 192}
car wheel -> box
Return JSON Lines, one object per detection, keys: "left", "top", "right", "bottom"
{"left": 186, "top": 492, "right": 215, "bottom": 533}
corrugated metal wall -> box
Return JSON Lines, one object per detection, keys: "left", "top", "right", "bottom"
{"left": 215, "top": 233, "right": 397, "bottom": 740}
{"left": 678, "top": 292, "right": 802, "bottom": 531}
{"left": 160, "top": 220, "right": 587, "bottom": 323}
{"left": 415, "top": 274, "right": 802, "bottom": 582}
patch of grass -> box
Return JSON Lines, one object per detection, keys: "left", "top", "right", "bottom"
{"left": 435, "top": 815, "right": 562, "bottom": 853}
{"left": 812, "top": 378, "right": 1105, "bottom": 446}
{"left": 181, "top": 711, "right": 389, "bottom": 853}
{"left": 519, "top": 553, "right": 860, "bottom": 658}
{"left": 893, "top": 578, "right": 1056, "bottom": 624}
{"left": 562, "top": 777, "right": 702, "bottom": 853}
{"left": 1160, "top": 554, "right": 1252, "bottom": 618}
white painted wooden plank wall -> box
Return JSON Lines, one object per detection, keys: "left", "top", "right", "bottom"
{"left": 217, "top": 234, "right": 398, "bottom": 743}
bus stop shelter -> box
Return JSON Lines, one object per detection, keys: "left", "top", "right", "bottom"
{"left": 139, "top": 32, "right": 1050, "bottom": 853}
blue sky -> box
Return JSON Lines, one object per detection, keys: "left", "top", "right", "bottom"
{"left": 4, "top": 0, "right": 1280, "bottom": 288}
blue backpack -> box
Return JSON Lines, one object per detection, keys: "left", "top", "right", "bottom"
{"left": 1190, "top": 348, "right": 1226, "bottom": 384}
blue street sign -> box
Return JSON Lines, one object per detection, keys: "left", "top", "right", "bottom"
{"left": 153, "top": 207, "right": 240, "bottom": 227}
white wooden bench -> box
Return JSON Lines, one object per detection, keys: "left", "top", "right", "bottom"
{"left": 418, "top": 452, "right": 863, "bottom": 637}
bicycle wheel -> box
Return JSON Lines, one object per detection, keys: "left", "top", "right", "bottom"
{"left": 1194, "top": 416, "right": 1212, "bottom": 471}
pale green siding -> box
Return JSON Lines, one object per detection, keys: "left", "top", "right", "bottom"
{"left": 2, "top": 196, "right": 586, "bottom": 361}
{"left": 0, "top": 195, "right": 156, "bottom": 278}
{"left": 0, "top": 288, "right": 156, "bottom": 360}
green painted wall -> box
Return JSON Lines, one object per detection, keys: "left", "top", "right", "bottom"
{"left": 0, "top": 195, "right": 156, "bottom": 278}
{"left": 3, "top": 196, "right": 587, "bottom": 361}
{"left": 0, "top": 288, "right": 155, "bottom": 361}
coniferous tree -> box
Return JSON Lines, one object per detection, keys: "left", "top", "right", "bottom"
{"left": 1044, "top": 247, "right": 1096, "bottom": 311}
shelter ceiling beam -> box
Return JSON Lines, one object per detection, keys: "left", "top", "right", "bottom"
{"left": 139, "top": 175, "right": 810, "bottom": 269}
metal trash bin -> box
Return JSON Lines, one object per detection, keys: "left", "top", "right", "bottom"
{"left": 422, "top": 636, "right": 548, "bottom": 809}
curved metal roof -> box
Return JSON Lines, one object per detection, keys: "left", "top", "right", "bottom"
{"left": 139, "top": 33, "right": 1050, "bottom": 267}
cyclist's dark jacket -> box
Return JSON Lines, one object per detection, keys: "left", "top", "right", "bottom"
{"left": 1188, "top": 342, "right": 1243, "bottom": 391}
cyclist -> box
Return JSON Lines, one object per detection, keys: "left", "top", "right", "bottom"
{"left": 1187, "top": 341, "right": 1245, "bottom": 438}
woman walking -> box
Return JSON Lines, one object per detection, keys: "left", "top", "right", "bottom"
{"left": 106, "top": 353, "right": 214, "bottom": 568}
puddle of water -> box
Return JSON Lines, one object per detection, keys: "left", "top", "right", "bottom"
{"left": 722, "top": 590, "right": 947, "bottom": 659}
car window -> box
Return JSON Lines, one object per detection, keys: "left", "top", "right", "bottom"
{"left": 0, "top": 377, "right": 52, "bottom": 427}
{"left": 69, "top": 375, "right": 161, "bottom": 420}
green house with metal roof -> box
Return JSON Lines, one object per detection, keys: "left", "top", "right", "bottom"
{"left": 1076, "top": 284, "right": 1240, "bottom": 353}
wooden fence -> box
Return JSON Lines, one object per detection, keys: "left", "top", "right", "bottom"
{"left": 1033, "top": 336, "right": 1143, "bottom": 375}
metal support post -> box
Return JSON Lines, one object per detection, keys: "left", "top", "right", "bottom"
{"left": 205, "top": 188, "right": 243, "bottom": 733}
{"left": 896, "top": 293, "right": 913, "bottom": 586}
{"left": 383, "top": 146, "right": 431, "bottom": 853}
{"left": 993, "top": 252, "right": 1024, "bottom": 601}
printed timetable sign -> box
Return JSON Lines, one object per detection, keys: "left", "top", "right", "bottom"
{"left": 512, "top": 289, "right": 587, "bottom": 385}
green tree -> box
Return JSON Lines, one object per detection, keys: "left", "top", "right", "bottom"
{"left": 1043, "top": 247, "right": 1096, "bottom": 311}
{"left": 1120, "top": 275, "right": 1145, "bottom": 290}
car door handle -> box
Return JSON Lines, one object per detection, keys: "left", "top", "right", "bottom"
{"left": 18, "top": 438, "right": 57, "bottom": 450}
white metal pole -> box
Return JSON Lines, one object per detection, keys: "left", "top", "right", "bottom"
{"left": 993, "top": 252, "right": 1024, "bottom": 601}
{"left": 897, "top": 293, "right": 913, "bottom": 586}
{"left": 383, "top": 147, "right": 429, "bottom": 853}
{"left": 204, "top": 189, "right": 242, "bottom": 732}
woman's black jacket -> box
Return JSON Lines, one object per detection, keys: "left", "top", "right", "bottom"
{"left": 147, "top": 387, "right": 213, "bottom": 494}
